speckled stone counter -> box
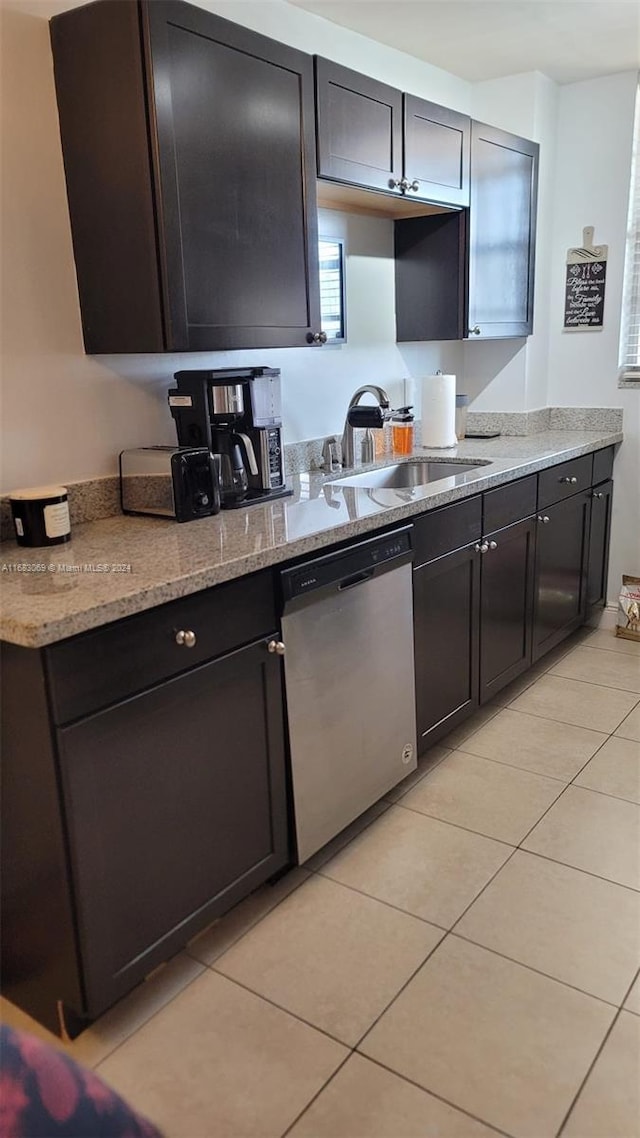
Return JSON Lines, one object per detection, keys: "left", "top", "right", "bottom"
{"left": 0, "top": 429, "right": 621, "bottom": 647}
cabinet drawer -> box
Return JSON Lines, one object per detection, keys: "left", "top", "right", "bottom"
{"left": 413, "top": 496, "right": 482, "bottom": 568}
{"left": 592, "top": 446, "right": 614, "bottom": 485}
{"left": 538, "top": 455, "right": 593, "bottom": 509}
{"left": 46, "top": 570, "right": 277, "bottom": 723}
{"left": 483, "top": 475, "right": 537, "bottom": 534}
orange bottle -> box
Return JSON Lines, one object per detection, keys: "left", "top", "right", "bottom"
{"left": 391, "top": 406, "right": 414, "bottom": 456}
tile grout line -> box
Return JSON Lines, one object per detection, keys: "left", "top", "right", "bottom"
{"left": 348, "top": 1052, "right": 516, "bottom": 1138}
{"left": 206, "top": 965, "right": 358, "bottom": 1050}
{"left": 312, "top": 866, "right": 450, "bottom": 933}
{"left": 351, "top": 931, "right": 448, "bottom": 1054}
{"left": 578, "top": 642, "right": 640, "bottom": 657}
{"left": 512, "top": 845, "right": 640, "bottom": 895}
{"left": 279, "top": 1051, "right": 353, "bottom": 1138}
{"left": 394, "top": 796, "right": 549, "bottom": 849}
{"left": 449, "top": 931, "right": 621, "bottom": 1011}
{"left": 447, "top": 744, "right": 578, "bottom": 784}
{"left": 554, "top": 965, "right": 640, "bottom": 1138}
{"left": 490, "top": 695, "right": 640, "bottom": 734}
{"left": 547, "top": 668, "right": 640, "bottom": 696}
{"left": 453, "top": 744, "right": 588, "bottom": 784}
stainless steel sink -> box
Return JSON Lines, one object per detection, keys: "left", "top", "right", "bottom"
{"left": 328, "top": 459, "right": 486, "bottom": 490}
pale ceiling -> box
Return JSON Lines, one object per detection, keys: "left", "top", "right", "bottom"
{"left": 287, "top": 0, "right": 640, "bottom": 84}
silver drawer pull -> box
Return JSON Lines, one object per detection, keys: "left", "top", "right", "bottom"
{"left": 593, "top": 491, "right": 604, "bottom": 499}
{"left": 175, "top": 629, "right": 197, "bottom": 648}
{"left": 559, "top": 475, "right": 578, "bottom": 484}
{"left": 268, "top": 640, "right": 286, "bottom": 656}
{"left": 488, "top": 540, "right": 498, "bottom": 550}
{"left": 475, "top": 542, "right": 489, "bottom": 553}
{"left": 537, "top": 515, "right": 550, "bottom": 524}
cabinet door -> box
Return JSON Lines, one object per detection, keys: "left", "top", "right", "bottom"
{"left": 467, "top": 122, "right": 539, "bottom": 338}
{"left": 413, "top": 544, "right": 480, "bottom": 751}
{"left": 58, "top": 639, "right": 288, "bottom": 1017}
{"left": 587, "top": 480, "right": 614, "bottom": 610}
{"left": 480, "top": 517, "right": 535, "bottom": 704}
{"left": 533, "top": 492, "right": 591, "bottom": 662}
{"left": 404, "top": 96, "right": 470, "bottom": 206}
{"left": 146, "top": 2, "right": 321, "bottom": 350}
{"left": 315, "top": 57, "right": 402, "bottom": 192}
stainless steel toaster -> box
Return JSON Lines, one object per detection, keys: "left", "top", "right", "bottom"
{"left": 119, "top": 447, "right": 220, "bottom": 522}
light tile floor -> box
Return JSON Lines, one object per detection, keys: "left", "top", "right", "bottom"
{"left": 2, "top": 613, "right": 639, "bottom": 1138}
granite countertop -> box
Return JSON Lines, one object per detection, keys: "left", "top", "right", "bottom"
{"left": 0, "top": 429, "right": 621, "bottom": 648}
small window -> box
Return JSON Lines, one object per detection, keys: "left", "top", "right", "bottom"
{"left": 319, "top": 237, "right": 346, "bottom": 342}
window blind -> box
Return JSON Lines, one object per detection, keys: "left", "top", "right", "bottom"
{"left": 319, "top": 238, "right": 345, "bottom": 341}
{"left": 620, "top": 85, "right": 640, "bottom": 378}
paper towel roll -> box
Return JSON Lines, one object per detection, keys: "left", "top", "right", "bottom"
{"left": 420, "top": 374, "right": 457, "bottom": 448}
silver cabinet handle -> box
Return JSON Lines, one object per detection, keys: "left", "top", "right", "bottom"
{"left": 488, "top": 540, "right": 498, "bottom": 550}
{"left": 537, "top": 515, "right": 550, "bottom": 524}
{"left": 307, "top": 331, "right": 327, "bottom": 345}
{"left": 390, "top": 177, "right": 421, "bottom": 194}
{"left": 475, "top": 542, "right": 489, "bottom": 553}
{"left": 469, "top": 326, "right": 481, "bottom": 335}
{"left": 175, "top": 629, "right": 196, "bottom": 648}
{"left": 559, "top": 475, "right": 578, "bottom": 484}
{"left": 268, "top": 640, "right": 286, "bottom": 656}
{"left": 593, "top": 491, "right": 604, "bottom": 499}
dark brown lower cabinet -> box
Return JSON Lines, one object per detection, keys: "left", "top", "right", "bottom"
{"left": 533, "top": 491, "right": 592, "bottom": 662}
{"left": 479, "top": 516, "right": 536, "bottom": 703}
{"left": 413, "top": 542, "right": 480, "bottom": 752}
{"left": 58, "top": 639, "right": 288, "bottom": 1018}
{"left": 586, "top": 480, "right": 614, "bottom": 611}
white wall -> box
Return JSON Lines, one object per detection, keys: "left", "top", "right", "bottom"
{"left": 546, "top": 70, "right": 639, "bottom": 599}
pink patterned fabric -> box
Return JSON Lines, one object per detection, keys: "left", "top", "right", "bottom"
{"left": 0, "top": 1024, "right": 162, "bottom": 1137}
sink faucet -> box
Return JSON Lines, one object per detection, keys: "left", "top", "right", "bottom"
{"left": 341, "top": 385, "right": 390, "bottom": 469}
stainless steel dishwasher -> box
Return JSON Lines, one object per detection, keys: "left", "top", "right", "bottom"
{"left": 280, "top": 526, "right": 417, "bottom": 863}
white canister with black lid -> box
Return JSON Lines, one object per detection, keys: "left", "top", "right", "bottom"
{"left": 9, "top": 486, "right": 71, "bottom": 547}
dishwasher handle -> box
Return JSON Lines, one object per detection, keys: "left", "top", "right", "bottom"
{"left": 338, "top": 569, "right": 375, "bottom": 591}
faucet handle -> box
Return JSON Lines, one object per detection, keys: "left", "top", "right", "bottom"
{"left": 320, "top": 436, "right": 341, "bottom": 472}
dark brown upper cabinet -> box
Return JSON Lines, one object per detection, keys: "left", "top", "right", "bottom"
{"left": 315, "top": 59, "right": 469, "bottom": 208}
{"left": 395, "top": 121, "right": 539, "bottom": 341}
{"left": 315, "top": 57, "right": 403, "bottom": 193}
{"left": 50, "top": 0, "right": 321, "bottom": 353}
{"left": 467, "top": 121, "right": 539, "bottom": 338}
{"left": 404, "top": 96, "right": 470, "bottom": 206}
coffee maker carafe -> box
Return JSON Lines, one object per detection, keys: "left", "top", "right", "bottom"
{"left": 168, "top": 367, "right": 290, "bottom": 509}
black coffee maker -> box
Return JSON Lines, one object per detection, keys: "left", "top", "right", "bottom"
{"left": 168, "top": 367, "right": 291, "bottom": 509}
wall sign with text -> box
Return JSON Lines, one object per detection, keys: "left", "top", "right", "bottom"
{"left": 563, "top": 226, "right": 608, "bottom": 331}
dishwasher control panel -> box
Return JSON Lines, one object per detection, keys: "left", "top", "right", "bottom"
{"left": 281, "top": 526, "right": 413, "bottom": 602}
